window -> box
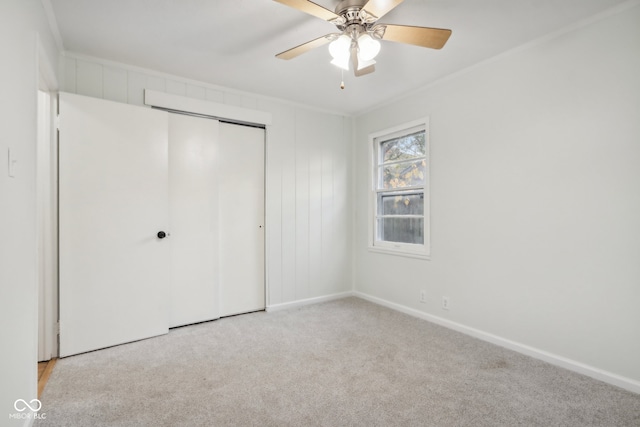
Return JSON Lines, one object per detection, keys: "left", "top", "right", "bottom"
{"left": 369, "top": 119, "right": 430, "bottom": 258}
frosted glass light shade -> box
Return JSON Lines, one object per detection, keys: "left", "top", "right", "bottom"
{"left": 329, "top": 35, "right": 352, "bottom": 60}
{"left": 358, "top": 33, "right": 381, "bottom": 61}
{"left": 331, "top": 57, "right": 350, "bottom": 71}
{"left": 356, "top": 57, "right": 376, "bottom": 70}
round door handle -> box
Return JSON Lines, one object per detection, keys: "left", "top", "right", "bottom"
{"left": 157, "top": 231, "right": 167, "bottom": 239}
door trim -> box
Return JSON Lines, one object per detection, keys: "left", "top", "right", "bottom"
{"left": 37, "top": 36, "right": 59, "bottom": 361}
{"left": 144, "top": 90, "right": 272, "bottom": 126}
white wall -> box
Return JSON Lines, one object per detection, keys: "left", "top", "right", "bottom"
{"left": 58, "top": 55, "right": 353, "bottom": 309}
{"left": 354, "top": 5, "right": 640, "bottom": 388}
{"left": 0, "top": 0, "right": 59, "bottom": 424}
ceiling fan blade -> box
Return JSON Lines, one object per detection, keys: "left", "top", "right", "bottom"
{"left": 350, "top": 45, "right": 358, "bottom": 71}
{"left": 350, "top": 45, "right": 376, "bottom": 77}
{"left": 273, "top": 0, "right": 340, "bottom": 21}
{"left": 380, "top": 24, "right": 452, "bottom": 49}
{"left": 354, "top": 64, "right": 375, "bottom": 77}
{"left": 276, "top": 34, "right": 335, "bottom": 60}
{"left": 362, "top": 0, "right": 404, "bottom": 20}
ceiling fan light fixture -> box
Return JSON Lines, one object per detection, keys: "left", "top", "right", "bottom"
{"left": 329, "top": 34, "right": 352, "bottom": 60}
{"left": 331, "top": 56, "right": 350, "bottom": 71}
{"left": 356, "top": 56, "right": 376, "bottom": 70}
{"left": 357, "top": 33, "right": 381, "bottom": 61}
{"left": 273, "top": 0, "right": 452, "bottom": 78}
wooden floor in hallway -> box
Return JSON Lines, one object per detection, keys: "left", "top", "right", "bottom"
{"left": 38, "top": 358, "right": 56, "bottom": 398}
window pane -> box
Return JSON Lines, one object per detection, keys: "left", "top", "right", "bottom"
{"left": 377, "top": 218, "right": 424, "bottom": 244}
{"left": 378, "top": 192, "right": 424, "bottom": 215}
{"left": 380, "top": 131, "right": 425, "bottom": 163}
{"left": 379, "top": 159, "right": 426, "bottom": 189}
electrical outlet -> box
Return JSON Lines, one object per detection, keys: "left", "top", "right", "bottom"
{"left": 442, "top": 296, "right": 450, "bottom": 310}
{"left": 420, "top": 290, "right": 427, "bottom": 303}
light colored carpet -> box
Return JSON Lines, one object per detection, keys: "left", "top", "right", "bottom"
{"left": 37, "top": 297, "right": 640, "bottom": 426}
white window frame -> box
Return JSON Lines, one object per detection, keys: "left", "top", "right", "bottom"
{"left": 368, "top": 118, "right": 430, "bottom": 259}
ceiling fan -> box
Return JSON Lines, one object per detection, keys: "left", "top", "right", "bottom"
{"left": 274, "top": 0, "right": 452, "bottom": 78}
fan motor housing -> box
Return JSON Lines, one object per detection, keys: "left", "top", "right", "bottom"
{"left": 335, "top": 0, "right": 367, "bottom": 15}
{"left": 335, "top": 0, "right": 367, "bottom": 21}
{"left": 334, "top": 0, "right": 373, "bottom": 32}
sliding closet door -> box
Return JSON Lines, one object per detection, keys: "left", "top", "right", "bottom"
{"left": 168, "top": 113, "right": 219, "bottom": 327}
{"left": 59, "top": 93, "right": 170, "bottom": 357}
{"left": 218, "top": 123, "right": 265, "bottom": 317}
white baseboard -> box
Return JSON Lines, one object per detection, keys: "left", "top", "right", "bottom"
{"left": 266, "top": 291, "right": 354, "bottom": 313}
{"left": 354, "top": 291, "right": 640, "bottom": 395}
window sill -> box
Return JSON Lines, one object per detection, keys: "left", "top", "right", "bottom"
{"left": 368, "top": 245, "right": 431, "bottom": 260}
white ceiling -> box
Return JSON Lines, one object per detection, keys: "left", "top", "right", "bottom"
{"left": 48, "top": 0, "right": 628, "bottom": 115}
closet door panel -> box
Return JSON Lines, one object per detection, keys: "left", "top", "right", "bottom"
{"left": 59, "top": 92, "right": 169, "bottom": 357}
{"left": 168, "top": 113, "right": 219, "bottom": 327}
{"left": 218, "top": 123, "right": 265, "bottom": 317}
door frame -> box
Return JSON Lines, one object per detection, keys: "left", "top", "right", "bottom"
{"left": 37, "top": 38, "right": 59, "bottom": 361}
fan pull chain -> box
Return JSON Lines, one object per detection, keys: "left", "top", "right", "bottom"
{"left": 340, "top": 69, "right": 345, "bottom": 90}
